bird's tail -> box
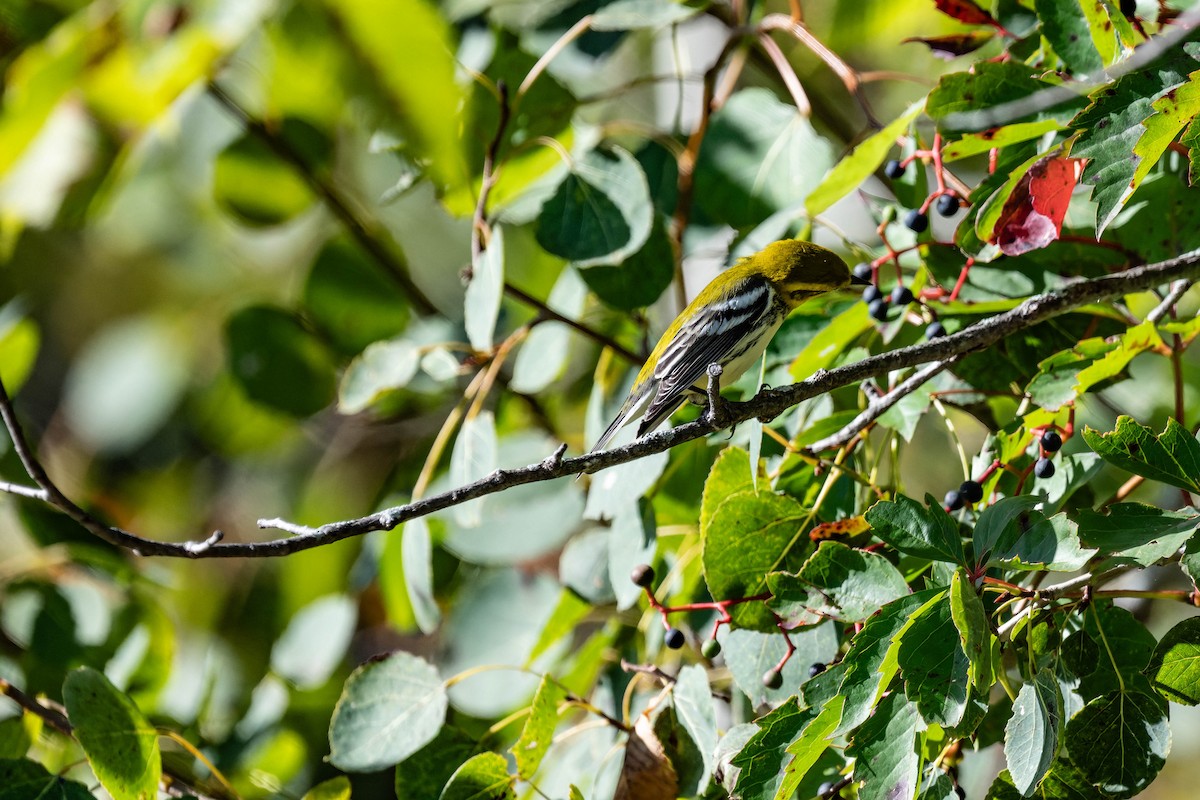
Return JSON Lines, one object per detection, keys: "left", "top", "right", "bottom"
{"left": 588, "top": 383, "right": 653, "bottom": 454}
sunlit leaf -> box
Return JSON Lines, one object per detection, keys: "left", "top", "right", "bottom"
{"left": 695, "top": 88, "right": 833, "bottom": 229}
{"left": 62, "top": 668, "right": 161, "bottom": 800}
{"left": 1082, "top": 416, "right": 1200, "bottom": 493}
{"left": 328, "top": 651, "right": 448, "bottom": 772}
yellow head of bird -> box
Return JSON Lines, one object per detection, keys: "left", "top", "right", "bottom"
{"left": 748, "top": 239, "right": 856, "bottom": 307}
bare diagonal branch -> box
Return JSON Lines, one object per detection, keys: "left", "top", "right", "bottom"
{"left": 2, "top": 248, "right": 1199, "bottom": 558}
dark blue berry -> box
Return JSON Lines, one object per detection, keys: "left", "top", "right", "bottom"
{"left": 630, "top": 564, "right": 655, "bottom": 587}
{"left": 869, "top": 298, "right": 889, "bottom": 321}
{"left": 1034, "top": 458, "right": 1056, "bottom": 479}
{"left": 891, "top": 285, "right": 914, "bottom": 305}
{"left": 665, "top": 628, "right": 685, "bottom": 649}
{"left": 1041, "top": 431, "right": 1063, "bottom": 452}
{"left": 935, "top": 193, "right": 960, "bottom": 217}
{"left": 853, "top": 262, "right": 873, "bottom": 282}
{"left": 925, "top": 321, "right": 946, "bottom": 339}
{"left": 884, "top": 159, "right": 906, "bottom": 179}
{"left": 904, "top": 210, "right": 929, "bottom": 233}
{"left": 862, "top": 285, "right": 882, "bottom": 303}
{"left": 809, "top": 662, "right": 826, "bottom": 677}
{"left": 944, "top": 489, "right": 964, "bottom": 511}
{"left": 960, "top": 480, "right": 984, "bottom": 503}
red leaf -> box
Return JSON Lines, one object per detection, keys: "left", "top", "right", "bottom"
{"left": 992, "top": 156, "right": 1084, "bottom": 256}
{"left": 933, "top": 0, "right": 999, "bottom": 27}
{"left": 903, "top": 32, "right": 994, "bottom": 60}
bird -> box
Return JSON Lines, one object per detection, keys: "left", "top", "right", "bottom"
{"left": 589, "top": 239, "right": 865, "bottom": 453}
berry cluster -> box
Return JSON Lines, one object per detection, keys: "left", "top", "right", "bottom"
{"left": 944, "top": 428, "right": 1068, "bottom": 511}
{"left": 630, "top": 564, "right": 803, "bottom": 686}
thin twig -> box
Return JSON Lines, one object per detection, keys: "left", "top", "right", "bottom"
{"left": 0, "top": 678, "right": 72, "bottom": 734}
{"left": 804, "top": 358, "right": 958, "bottom": 452}
{"left": 757, "top": 32, "right": 811, "bottom": 115}
{"left": 207, "top": 83, "right": 438, "bottom": 315}
{"left": 759, "top": 14, "right": 881, "bottom": 128}
{"left": 502, "top": 283, "right": 641, "bottom": 365}
{"left": 1146, "top": 279, "right": 1193, "bottom": 323}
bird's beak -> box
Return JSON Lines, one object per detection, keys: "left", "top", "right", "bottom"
{"left": 849, "top": 273, "right": 871, "bottom": 286}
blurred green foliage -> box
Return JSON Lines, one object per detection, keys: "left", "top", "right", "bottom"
{"left": 1, "top": 0, "right": 1200, "bottom": 798}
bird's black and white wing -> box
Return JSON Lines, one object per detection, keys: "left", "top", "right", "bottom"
{"left": 636, "top": 276, "right": 777, "bottom": 436}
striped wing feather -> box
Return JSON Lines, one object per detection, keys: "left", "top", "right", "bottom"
{"left": 637, "top": 277, "right": 776, "bottom": 435}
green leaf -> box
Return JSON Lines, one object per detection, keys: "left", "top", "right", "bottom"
{"left": 271, "top": 594, "right": 356, "bottom": 689}
{"left": 788, "top": 303, "right": 874, "bottom": 380}
{"left": 846, "top": 691, "right": 920, "bottom": 800}
{"left": 1027, "top": 322, "right": 1165, "bottom": 412}
{"left": 1109, "top": 170, "right": 1200, "bottom": 263}
{"left": 991, "top": 511, "right": 1096, "bottom": 573}
{"left": 865, "top": 495, "right": 965, "bottom": 565}
{"left": 673, "top": 665, "right": 718, "bottom": 785}
{"left": 576, "top": 219, "right": 674, "bottom": 310}
{"left": 702, "top": 489, "right": 813, "bottom": 631}
{"left": 450, "top": 411, "right": 498, "bottom": 528}
{"left": 0, "top": 310, "right": 39, "bottom": 396}
{"left": 926, "top": 62, "right": 1067, "bottom": 133}
{"left": 898, "top": 598, "right": 970, "bottom": 727}
{"left": 730, "top": 695, "right": 843, "bottom": 800}
{"left": 1005, "top": 669, "right": 1061, "bottom": 795}
{"left": 776, "top": 698, "right": 844, "bottom": 800}
{"left": 62, "top": 667, "right": 161, "bottom": 800}
{"left": 987, "top": 758, "right": 1109, "bottom": 799}
{"left": 303, "top": 238, "right": 410, "bottom": 353}
{"left": 1183, "top": 111, "right": 1200, "bottom": 183}
{"left": 942, "top": 120, "right": 1063, "bottom": 161}
{"left": 724, "top": 624, "right": 838, "bottom": 708}
{"left": 1066, "top": 604, "right": 1158, "bottom": 701}
{"left": 510, "top": 268, "right": 587, "bottom": 393}
{"left": 466, "top": 225, "right": 505, "bottom": 353}
{"left": 730, "top": 697, "right": 809, "bottom": 800}
{"left": 1065, "top": 690, "right": 1169, "bottom": 797}
{"left": 213, "top": 120, "right": 327, "bottom": 226}
{"left": 321, "top": 0, "right": 470, "bottom": 194}
{"left": 0, "top": 758, "right": 93, "bottom": 800}
{"left": 1035, "top": 0, "right": 1104, "bottom": 74}
{"left": 767, "top": 541, "right": 908, "bottom": 623}
{"left": 511, "top": 675, "right": 565, "bottom": 780}
{"left": 951, "top": 569, "right": 993, "bottom": 689}
{"left": 974, "top": 495, "right": 1044, "bottom": 565}
{"left": 403, "top": 518, "right": 442, "bottom": 634}
{"left": 535, "top": 145, "right": 653, "bottom": 268}
{"left": 1082, "top": 416, "right": 1200, "bottom": 493}
{"left": 395, "top": 726, "right": 478, "bottom": 800}
{"left": 1146, "top": 616, "right": 1200, "bottom": 705}
{"left": 835, "top": 591, "right": 941, "bottom": 735}
{"left": 590, "top": 0, "right": 703, "bottom": 30}
{"left": 0, "top": 717, "right": 33, "bottom": 760}
{"left": 303, "top": 776, "right": 351, "bottom": 800}
{"left": 806, "top": 101, "right": 923, "bottom": 216}
{"left": 527, "top": 589, "right": 591, "bottom": 664}
{"left": 1068, "top": 41, "right": 1200, "bottom": 232}
{"left": 694, "top": 88, "right": 833, "bottom": 228}
{"left": 1076, "top": 503, "right": 1199, "bottom": 567}
{"left": 226, "top": 305, "right": 338, "bottom": 416}
{"left": 609, "top": 499, "right": 657, "bottom": 610}
{"left": 440, "top": 752, "right": 515, "bottom": 800}
{"left": 328, "top": 650, "right": 448, "bottom": 772}
{"left": 1129, "top": 72, "right": 1200, "bottom": 198}
{"left": 338, "top": 338, "right": 421, "bottom": 414}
